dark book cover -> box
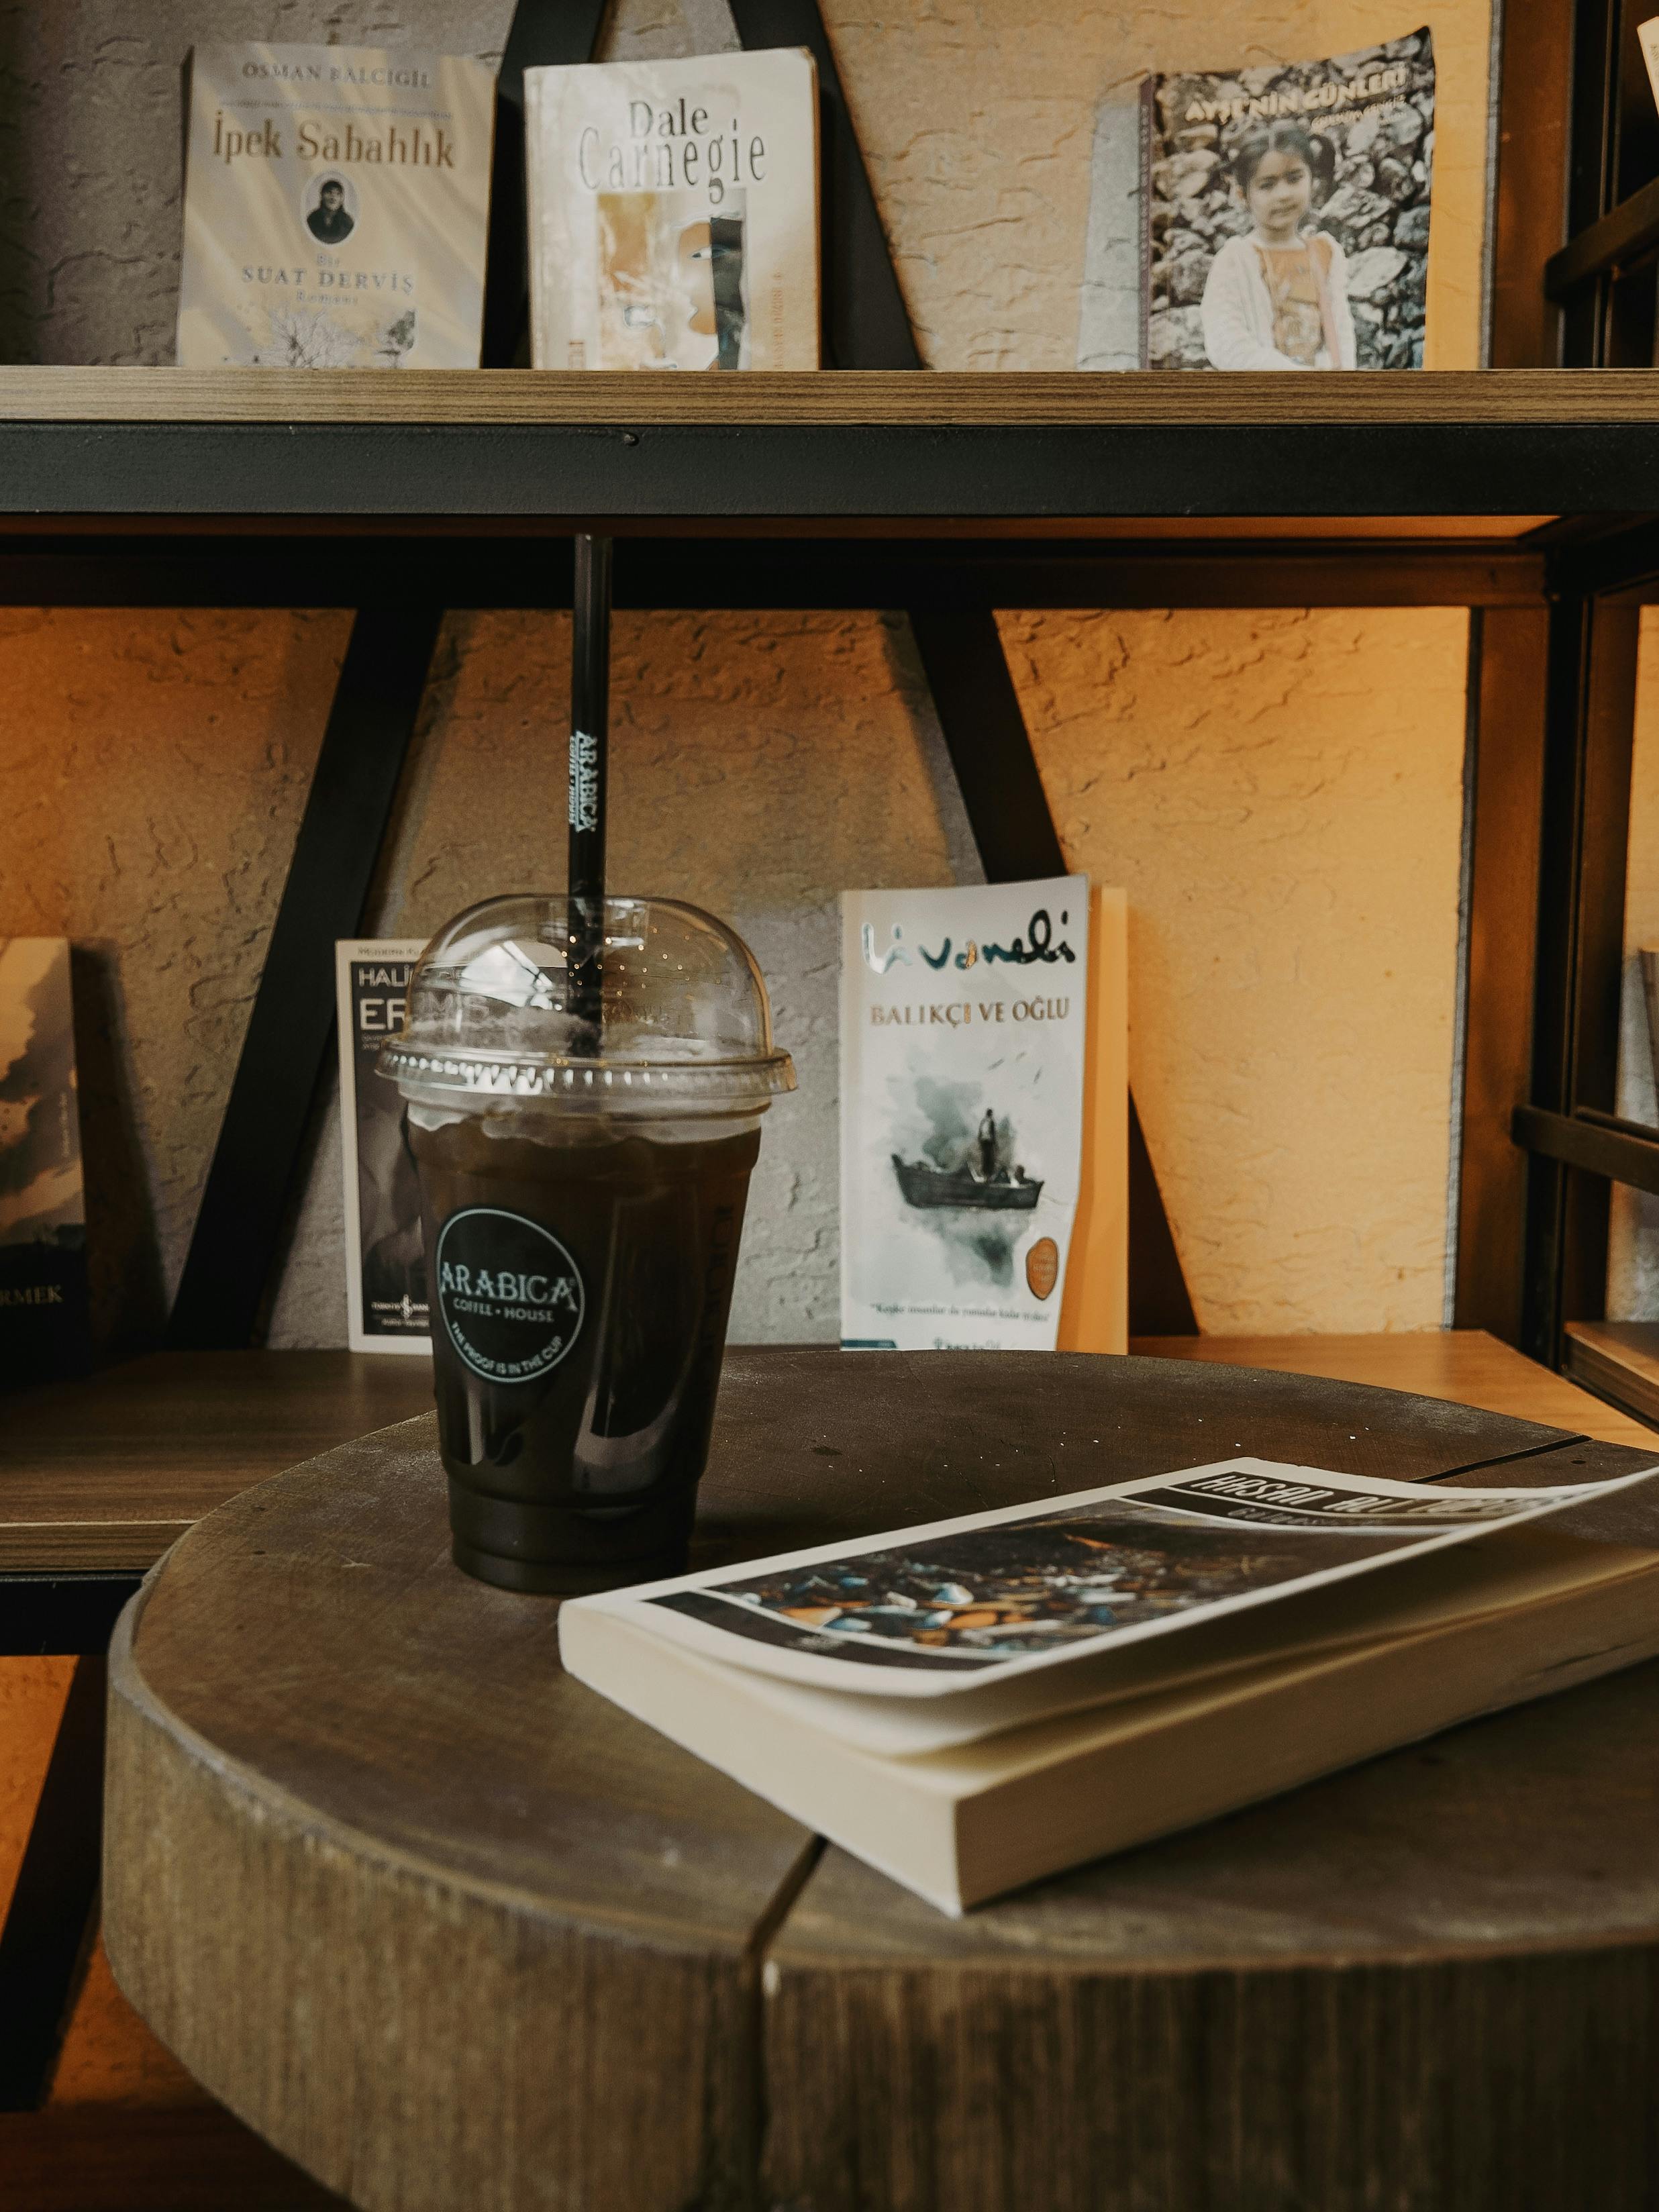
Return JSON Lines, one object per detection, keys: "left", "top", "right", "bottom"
{"left": 336, "top": 940, "right": 430, "bottom": 1354}
{"left": 0, "top": 938, "right": 89, "bottom": 1386}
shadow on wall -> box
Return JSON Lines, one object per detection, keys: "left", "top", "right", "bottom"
{"left": 70, "top": 945, "right": 166, "bottom": 1356}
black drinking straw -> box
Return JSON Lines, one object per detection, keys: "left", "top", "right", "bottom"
{"left": 568, "top": 533, "right": 613, "bottom": 1048}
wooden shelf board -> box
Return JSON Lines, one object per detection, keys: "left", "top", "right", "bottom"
{"left": 1133, "top": 1329, "right": 1659, "bottom": 1449}
{"left": 1, "top": 366, "right": 1658, "bottom": 428}
{"left": 1562, "top": 1321, "right": 1659, "bottom": 1432}
{"left": 0, "top": 1333, "right": 1646, "bottom": 1578}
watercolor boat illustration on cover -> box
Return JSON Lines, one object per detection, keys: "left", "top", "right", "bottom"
{"left": 891, "top": 1107, "right": 1043, "bottom": 1213}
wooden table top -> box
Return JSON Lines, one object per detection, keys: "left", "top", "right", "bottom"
{"left": 103, "top": 1348, "right": 1659, "bottom": 2212}
{"left": 3, "top": 1330, "right": 1650, "bottom": 1574}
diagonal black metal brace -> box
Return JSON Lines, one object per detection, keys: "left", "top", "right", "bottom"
{"left": 732, "top": 0, "right": 1197, "bottom": 1332}
{"left": 168, "top": 609, "right": 444, "bottom": 1349}
{"left": 0, "top": 1654, "right": 107, "bottom": 2111}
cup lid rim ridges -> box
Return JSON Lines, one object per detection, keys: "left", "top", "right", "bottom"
{"left": 378, "top": 1040, "right": 797, "bottom": 1099}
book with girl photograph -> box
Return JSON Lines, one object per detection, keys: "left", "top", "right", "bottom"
{"left": 1140, "top": 30, "right": 1434, "bottom": 371}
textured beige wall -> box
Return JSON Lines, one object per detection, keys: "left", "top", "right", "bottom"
{"left": 1609, "top": 610, "right": 1659, "bottom": 1318}
{"left": 267, "top": 609, "right": 976, "bottom": 1348}
{"left": 0, "top": 0, "right": 1486, "bottom": 1357}
{"left": 0, "top": 608, "right": 346, "bottom": 1348}
{"left": 830, "top": 0, "right": 1491, "bottom": 374}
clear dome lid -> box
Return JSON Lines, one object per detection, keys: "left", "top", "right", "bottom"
{"left": 378, "top": 895, "right": 795, "bottom": 1113}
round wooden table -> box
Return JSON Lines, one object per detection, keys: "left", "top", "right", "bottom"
{"left": 104, "top": 1350, "right": 1659, "bottom": 2212}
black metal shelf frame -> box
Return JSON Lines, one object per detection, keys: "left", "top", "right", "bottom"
{"left": 1512, "top": 521, "right": 1659, "bottom": 1367}
{"left": 1, "top": 505, "right": 1623, "bottom": 1371}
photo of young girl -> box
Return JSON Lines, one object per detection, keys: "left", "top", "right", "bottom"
{"left": 1200, "top": 123, "right": 1356, "bottom": 370}
{"left": 1139, "top": 29, "right": 1435, "bottom": 374}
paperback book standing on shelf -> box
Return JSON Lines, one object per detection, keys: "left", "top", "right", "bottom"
{"left": 840, "top": 878, "right": 1109, "bottom": 1353}
{"left": 177, "top": 44, "right": 495, "bottom": 368}
{"left": 525, "top": 48, "right": 820, "bottom": 370}
{"left": 1078, "top": 28, "right": 1434, "bottom": 371}
{"left": 336, "top": 942, "right": 430, "bottom": 1354}
{"left": 0, "top": 940, "right": 88, "bottom": 1385}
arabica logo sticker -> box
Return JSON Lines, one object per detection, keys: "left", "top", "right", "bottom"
{"left": 434, "top": 1209, "right": 585, "bottom": 1385}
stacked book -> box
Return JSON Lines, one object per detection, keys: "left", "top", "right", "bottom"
{"left": 563, "top": 1453, "right": 1659, "bottom": 1912}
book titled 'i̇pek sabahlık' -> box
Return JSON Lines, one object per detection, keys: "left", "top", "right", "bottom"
{"left": 336, "top": 942, "right": 430, "bottom": 1355}
{"left": 524, "top": 50, "right": 819, "bottom": 370}
{"left": 177, "top": 44, "right": 495, "bottom": 369}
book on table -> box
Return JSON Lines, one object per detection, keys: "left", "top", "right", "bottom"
{"left": 177, "top": 43, "right": 495, "bottom": 368}
{"left": 561, "top": 1455, "right": 1659, "bottom": 1913}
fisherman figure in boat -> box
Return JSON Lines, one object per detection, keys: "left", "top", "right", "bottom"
{"left": 891, "top": 1107, "right": 1044, "bottom": 1213}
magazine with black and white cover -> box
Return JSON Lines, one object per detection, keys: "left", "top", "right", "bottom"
{"left": 0, "top": 938, "right": 88, "bottom": 1384}
{"left": 1140, "top": 29, "right": 1434, "bottom": 371}
{"left": 336, "top": 941, "right": 429, "bottom": 1355}
{"left": 840, "top": 878, "right": 1090, "bottom": 1352}
{"left": 568, "top": 1454, "right": 1659, "bottom": 1702}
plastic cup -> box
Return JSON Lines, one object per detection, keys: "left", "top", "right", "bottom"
{"left": 379, "top": 895, "right": 795, "bottom": 1594}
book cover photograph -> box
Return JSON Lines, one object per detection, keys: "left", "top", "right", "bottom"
{"left": 524, "top": 48, "right": 819, "bottom": 370}
{"left": 0, "top": 938, "right": 88, "bottom": 1383}
{"left": 337, "top": 942, "right": 430, "bottom": 1355}
{"left": 606, "top": 1459, "right": 1658, "bottom": 1691}
{"left": 840, "top": 878, "right": 1090, "bottom": 1352}
{"left": 177, "top": 44, "right": 495, "bottom": 369}
{"left": 1142, "top": 28, "right": 1434, "bottom": 370}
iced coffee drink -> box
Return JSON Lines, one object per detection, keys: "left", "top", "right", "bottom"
{"left": 381, "top": 896, "right": 794, "bottom": 1593}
